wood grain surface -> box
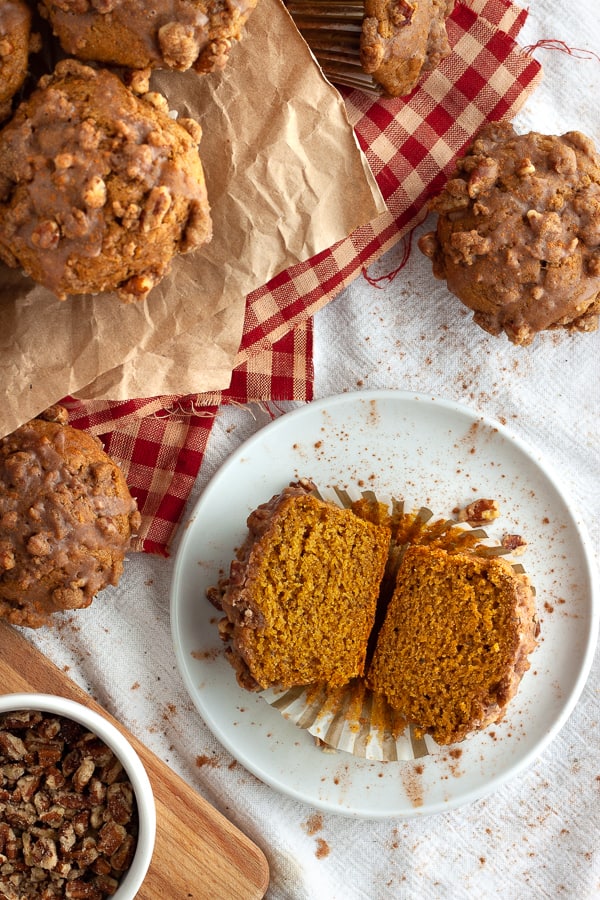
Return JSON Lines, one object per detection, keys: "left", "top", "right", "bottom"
{"left": 0, "top": 622, "right": 270, "bottom": 899}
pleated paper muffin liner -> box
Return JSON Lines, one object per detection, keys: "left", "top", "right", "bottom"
{"left": 258, "top": 486, "right": 529, "bottom": 761}
{"left": 283, "top": 0, "right": 383, "bottom": 95}
{"left": 262, "top": 679, "right": 431, "bottom": 760}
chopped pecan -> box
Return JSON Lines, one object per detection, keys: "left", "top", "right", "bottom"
{"left": 109, "top": 834, "right": 135, "bottom": 872}
{"left": 23, "top": 832, "right": 58, "bottom": 870}
{"left": 142, "top": 186, "right": 172, "bottom": 233}
{"left": 96, "top": 823, "right": 126, "bottom": 857}
{"left": 72, "top": 759, "right": 95, "bottom": 794}
{"left": 466, "top": 157, "right": 499, "bottom": 197}
{"left": 26, "top": 533, "right": 53, "bottom": 557}
{"left": 58, "top": 822, "right": 76, "bottom": 854}
{"left": 30, "top": 220, "right": 60, "bottom": 250}
{"left": 158, "top": 21, "right": 202, "bottom": 70}
{"left": 83, "top": 177, "right": 107, "bottom": 210}
{"left": 449, "top": 230, "right": 492, "bottom": 265}
{"left": 516, "top": 157, "right": 535, "bottom": 176}
{"left": 4, "top": 801, "right": 37, "bottom": 829}
{"left": 105, "top": 783, "right": 132, "bottom": 825}
{"left": 38, "top": 805, "right": 66, "bottom": 828}
{"left": 456, "top": 498, "right": 500, "bottom": 526}
{"left": 0, "top": 733, "right": 27, "bottom": 761}
{"left": 429, "top": 178, "right": 470, "bottom": 213}
{"left": 33, "top": 742, "right": 62, "bottom": 769}
{"left": 15, "top": 774, "right": 41, "bottom": 804}
{"left": 87, "top": 779, "right": 105, "bottom": 807}
{"left": 0, "top": 712, "right": 139, "bottom": 897}
{"left": 1, "top": 764, "right": 25, "bottom": 783}
{"left": 125, "top": 68, "right": 151, "bottom": 95}
{"left": 141, "top": 91, "right": 170, "bottom": 113}
{"left": 92, "top": 873, "right": 119, "bottom": 894}
{"left": 501, "top": 533, "right": 528, "bottom": 554}
{"left": 1, "top": 712, "right": 41, "bottom": 732}
{"left": 65, "top": 881, "right": 103, "bottom": 900}
{"left": 74, "top": 836, "right": 99, "bottom": 868}
{"left": 118, "top": 273, "right": 156, "bottom": 302}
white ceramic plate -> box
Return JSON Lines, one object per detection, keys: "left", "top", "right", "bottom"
{"left": 170, "top": 390, "right": 598, "bottom": 818}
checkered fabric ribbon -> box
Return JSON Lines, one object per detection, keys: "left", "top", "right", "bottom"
{"left": 65, "top": 0, "right": 542, "bottom": 555}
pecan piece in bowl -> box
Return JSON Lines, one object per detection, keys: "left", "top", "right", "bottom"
{"left": 0, "top": 694, "right": 156, "bottom": 899}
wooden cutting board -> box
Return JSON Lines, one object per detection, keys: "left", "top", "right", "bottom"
{"left": 0, "top": 621, "right": 270, "bottom": 899}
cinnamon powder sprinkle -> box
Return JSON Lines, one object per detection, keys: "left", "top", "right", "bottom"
{"left": 315, "top": 838, "right": 330, "bottom": 859}
{"left": 196, "top": 754, "right": 219, "bottom": 768}
{"left": 302, "top": 813, "right": 323, "bottom": 835}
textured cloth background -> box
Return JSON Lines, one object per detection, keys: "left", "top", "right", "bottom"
{"left": 65, "top": 0, "right": 541, "bottom": 555}
{"left": 26, "top": 0, "right": 600, "bottom": 898}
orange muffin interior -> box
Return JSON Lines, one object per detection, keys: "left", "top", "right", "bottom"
{"left": 366, "top": 544, "right": 537, "bottom": 745}
{"left": 216, "top": 484, "right": 391, "bottom": 691}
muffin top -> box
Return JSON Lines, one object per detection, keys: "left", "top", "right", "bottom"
{"left": 361, "top": 0, "right": 453, "bottom": 97}
{"left": 0, "top": 58, "right": 212, "bottom": 302}
{"left": 0, "top": 0, "right": 34, "bottom": 122}
{"left": 39, "top": 0, "right": 258, "bottom": 74}
{"left": 419, "top": 121, "right": 600, "bottom": 344}
{"left": 0, "top": 406, "right": 141, "bottom": 627}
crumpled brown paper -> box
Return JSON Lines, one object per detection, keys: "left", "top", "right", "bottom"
{"left": 0, "top": 0, "right": 385, "bottom": 439}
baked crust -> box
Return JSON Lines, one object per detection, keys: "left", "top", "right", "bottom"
{"left": 0, "top": 406, "right": 141, "bottom": 627}
{"left": 39, "top": 0, "right": 258, "bottom": 75}
{"left": 0, "top": 59, "right": 212, "bottom": 302}
{"left": 419, "top": 122, "right": 600, "bottom": 344}
{"left": 0, "top": 0, "right": 33, "bottom": 122}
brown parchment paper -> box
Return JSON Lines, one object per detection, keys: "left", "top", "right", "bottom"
{"left": 0, "top": 0, "right": 386, "bottom": 439}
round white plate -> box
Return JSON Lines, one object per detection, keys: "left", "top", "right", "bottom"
{"left": 170, "top": 390, "right": 598, "bottom": 818}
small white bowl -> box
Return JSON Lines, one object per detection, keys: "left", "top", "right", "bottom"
{"left": 0, "top": 692, "right": 156, "bottom": 899}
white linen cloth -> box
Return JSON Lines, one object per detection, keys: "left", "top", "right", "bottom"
{"left": 27, "top": 0, "right": 600, "bottom": 896}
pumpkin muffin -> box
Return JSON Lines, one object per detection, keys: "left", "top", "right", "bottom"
{"left": 366, "top": 544, "right": 538, "bottom": 745}
{"left": 0, "top": 58, "right": 212, "bottom": 302}
{"left": 284, "top": 0, "right": 454, "bottom": 96}
{"left": 361, "top": 0, "right": 453, "bottom": 95}
{"left": 419, "top": 122, "right": 600, "bottom": 344}
{"left": 39, "top": 0, "right": 258, "bottom": 75}
{"left": 0, "top": 0, "right": 35, "bottom": 122}
{"left": 0, "top": 405, "right": 141, "bottom": 628}
{"left": 211, "top": 480, "right": 391, "bottom": 691}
